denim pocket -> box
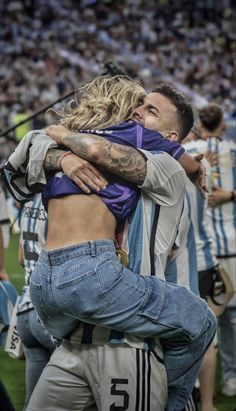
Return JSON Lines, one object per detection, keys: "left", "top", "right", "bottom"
{"left": 55, "top": 254, "right": 123, "bottom": 320}
{"left": 55, "top": 268, "right": 110, "bottom": 319}
{"left": 138, "top": 276, "right": 167, "bottom": 321}
{"left": 30, "top": 277, "right": 50, "bottom": 322}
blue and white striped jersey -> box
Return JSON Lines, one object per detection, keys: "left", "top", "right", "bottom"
{"left": 165, "top": 192, "right": 199, "bottom": 294}
{"left": 183, "top": 140, "right": 218, "bottom": 271}
{"left": 18, "top": 193, "right": 48, "bottom": 313}
{"left": 206, "top": 137, "right": 236, "bottom": 257}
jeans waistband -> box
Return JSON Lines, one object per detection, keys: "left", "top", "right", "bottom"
{"left": 40, "top": 240, "right": 116, "bottom": 265}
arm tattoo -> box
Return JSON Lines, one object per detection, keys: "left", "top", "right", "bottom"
{"left": 63, "top": 133, "right": 147, "bottom": 185}
{"left": 43, "top": 149, "right": 67, "bottom": 171}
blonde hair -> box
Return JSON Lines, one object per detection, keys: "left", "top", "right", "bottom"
{"left": 57, "top": 75, "right": 146, "bottom": 130}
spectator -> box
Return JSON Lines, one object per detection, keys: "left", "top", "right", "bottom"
{"left": 198, "top": 103, "right": 236, "bottom": 398}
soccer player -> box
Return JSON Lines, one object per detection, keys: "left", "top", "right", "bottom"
{"left": 198, "top": 103, "right": 236, "bottom": 397}
{"left": 180, "top": 130, "right": 219, "bottom": 411}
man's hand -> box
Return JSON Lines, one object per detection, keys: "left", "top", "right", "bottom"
{"left": 191, "top": 153, "right": 208, "bottom": 198}
{"left": 61, "top": 153, "right": 108, "bottom": 194}
{"left": 208, "top": 186, "right": 233, "bottom": 207}
{"left": 45, "top": 125, "right": 72, "bottom": 145}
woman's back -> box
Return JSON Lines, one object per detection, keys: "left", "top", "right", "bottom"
{"left": 45, "top": 194, "right": 116, "bottom": 250}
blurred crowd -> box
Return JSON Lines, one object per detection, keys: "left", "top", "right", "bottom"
{"left": 0, "top": 0, "right": 235, "bottom": 143}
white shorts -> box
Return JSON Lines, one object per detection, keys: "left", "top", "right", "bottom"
{"left": 27, "top": 342, "right": 167, "bottom": 411}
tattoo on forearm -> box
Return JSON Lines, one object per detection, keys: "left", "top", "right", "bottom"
{"left": 105, "top": 143, "right": 147, "bottom": 184}
{"left": 44, "top": 149, "right": 66, "bottom": 171}
{"left": 63, "top": 134, "right": 147, "bottom": 184}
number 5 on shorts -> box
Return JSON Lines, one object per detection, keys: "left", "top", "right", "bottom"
{"left": 110, "top": 378, "right": 129, "bottom": 410}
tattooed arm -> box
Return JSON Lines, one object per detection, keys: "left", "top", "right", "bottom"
{"left": 62, "top": 133, "right": 147, "bottom": 185}
{"left": 44, "top": 125, "right": 147, "bottom": 185}
{"left": 43, "top": 148, "right": 65, "bottom": 171}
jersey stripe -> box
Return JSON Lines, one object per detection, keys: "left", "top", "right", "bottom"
{"left": 141, "top": 349, "right": 146, "bottom": 411}
{"left": 147, "top": 350, "right": 151, "bottom": 411}
{"left": 135, "top": 349, "right": 140, "bottom": 411}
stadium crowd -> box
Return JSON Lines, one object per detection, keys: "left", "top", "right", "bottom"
{"left": 0, "top": 0, "right": 236, "bottom": 139}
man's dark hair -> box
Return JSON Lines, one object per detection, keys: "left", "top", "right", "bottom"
{"left": 198, "top": 103, "right": 223, "bottom": 132}
{"left": 152, "top": 83, "right": 194, "bottom": 140}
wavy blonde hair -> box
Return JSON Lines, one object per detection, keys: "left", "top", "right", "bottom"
{"left": 57, "top": 75, "right": 146, "bottom": 130}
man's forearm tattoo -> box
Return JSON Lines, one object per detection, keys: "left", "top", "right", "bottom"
{"left": 63, "top": 134, "right": 147, "bottom": 184}
{"left": 44, "top": 149, "right": 66, "bottom": 171}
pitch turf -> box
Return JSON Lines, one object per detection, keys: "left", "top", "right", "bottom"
{"left": 0, "top": 234, "right": 235, "bottom": 411}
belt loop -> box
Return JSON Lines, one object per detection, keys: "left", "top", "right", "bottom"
{"left": 89, "top": 241, "right": 96, "bottom": 257}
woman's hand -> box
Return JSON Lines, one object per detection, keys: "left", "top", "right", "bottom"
{"left": 61, "top": 153, "right": 108, "bottom": 194}
{"left": 193, "top": 153, "right": 208, "bottom": 197}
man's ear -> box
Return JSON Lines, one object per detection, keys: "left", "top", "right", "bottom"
{"left": 167, "top": 131, "right": 179, "bottom": 141}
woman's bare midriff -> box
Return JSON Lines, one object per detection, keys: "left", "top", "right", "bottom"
{"left": 45, "top": 195, "right": 117, "bottom": 250}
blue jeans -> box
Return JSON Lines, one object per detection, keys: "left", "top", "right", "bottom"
{"left": 30, "top": 240, "right": 216, "bottom": 411}
{"left": 17, "top": 309, "right": 55, "bottom": 410}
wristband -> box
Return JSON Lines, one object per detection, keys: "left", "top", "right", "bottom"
{"left": 229, "top": 191, "right": 236, "bottom": 202}
{"left": 58, "top": 151, "right": 73, "bottom": 169}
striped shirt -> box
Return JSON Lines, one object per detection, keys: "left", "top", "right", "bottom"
{"left": 206, "top": 137, "right": 236, "bottom": 257}
{"left": 165, "top": 192, "right": 199, "bottom": 294}
{"left": 183, "top": 140, "right": 218, "bottom": 271}
{"left": 17, "top": 193, "right": 48, "bottom": 313}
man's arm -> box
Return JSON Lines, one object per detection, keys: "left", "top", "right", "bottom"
{"left": 208, "top": 187, "right": 236, "bottom": 207}
{"left": 43, "top": 149, "right": 65, "bottom": 172}
{"left": 64, "top": 133, "right": 147, "bottom": 184}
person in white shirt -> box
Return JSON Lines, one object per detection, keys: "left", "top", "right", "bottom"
{"left": 197, "top": 103, "right": 236, "bottom": 397}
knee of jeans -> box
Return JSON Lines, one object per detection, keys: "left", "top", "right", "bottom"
{"left": 193, "top": 307, "right": 217, "bottom": 354}
{"left": 157, "top": 286, "right": 211, "bottom": 341}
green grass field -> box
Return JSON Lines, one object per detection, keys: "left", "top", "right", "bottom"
{"left": 0, "top": 233, "right": 235, "bottom": 411}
